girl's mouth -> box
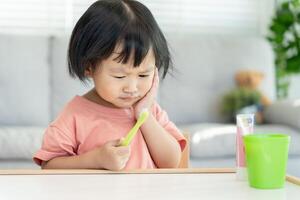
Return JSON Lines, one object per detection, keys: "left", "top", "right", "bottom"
{"left": 119, "top": 96, "right": 138, "bottom": 101}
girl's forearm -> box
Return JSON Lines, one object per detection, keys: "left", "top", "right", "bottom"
{"left": 140, "top": 114, "right": 181, "bottom": 168}
{"left": 41, "top": 151, "right": 98, "bottom": 169}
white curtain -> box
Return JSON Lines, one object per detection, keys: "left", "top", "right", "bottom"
{"left": 0, "top": 0, "right": 275, "bottom": 35}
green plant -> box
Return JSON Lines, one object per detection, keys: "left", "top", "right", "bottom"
{"left": 221, "top": 88, "right": 261, "bottom": 121}
{"left": 267, "top": 0, "right": 300, "bottom": 99}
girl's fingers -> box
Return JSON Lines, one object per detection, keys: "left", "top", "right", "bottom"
{"left": 154, "top": 68, "right": 159, "bottom": 87}
{"left": 133, "top": 68, "right": 159, "bottom": 118}
{"left": 145, "top": 68, "right": 159, "bottom": 98}
{"left": 119, "top": 149, "right": 130, "bottom": 169}
{"left": 116, "top": 146, "right": 130, "bottom": 156}
{"left": 106, "top": 139, "right": 122, "bottom": 146}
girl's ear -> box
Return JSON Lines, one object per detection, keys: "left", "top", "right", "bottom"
{"left": 85, "top": 66, "right": 93, "bottom": 77}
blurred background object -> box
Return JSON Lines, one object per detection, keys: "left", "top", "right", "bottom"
{"left": 268, "top": 0, "right": 300, "bottom": 99}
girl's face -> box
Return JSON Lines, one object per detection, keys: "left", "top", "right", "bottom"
{"left": 88, "top": 47, "right": 155, "bottom": 108}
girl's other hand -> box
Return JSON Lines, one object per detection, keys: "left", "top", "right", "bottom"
{"left": 133, "top": 68, "right": 159, "bottom": 119}
{"left": 89, "top": 138, "right": 131, "bottom": 170}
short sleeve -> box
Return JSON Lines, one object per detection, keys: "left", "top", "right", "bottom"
{"left": 33, "top": 125, "right": 77, "bottom": 166}
{"left": 152, "top": 102, "right": 187, "bottom": 151}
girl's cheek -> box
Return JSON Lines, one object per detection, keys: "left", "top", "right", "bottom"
{"left": 142, "top": 80, "right": 152, "bottom": 93}
{"left": 115, "top": 83, "right": 125, "bottom": 95}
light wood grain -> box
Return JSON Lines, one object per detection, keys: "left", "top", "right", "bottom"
{"left": 0, "top": 168, "right": 298, "bottom": 187}
{"left": 286, "top": 175, "right": 300, "bottom": 186}
{"left": 0, "top": 168, "right": 235, "bottom": 175}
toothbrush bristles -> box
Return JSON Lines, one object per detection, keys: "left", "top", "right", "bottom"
{"left": 139, "top": 108, "right": 148, "bottom": 117}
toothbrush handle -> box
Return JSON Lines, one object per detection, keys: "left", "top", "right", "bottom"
{"left": 121, "top": 120, "right": 143, "bottom": 146}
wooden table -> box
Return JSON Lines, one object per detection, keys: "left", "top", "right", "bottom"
{"left": 0, "top": 168, "right": 299, "bottom": 200}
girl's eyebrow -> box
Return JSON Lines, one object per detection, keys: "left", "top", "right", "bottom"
{"left": 109, "top": 66, "right": 155, "bottom": 73}
{"left": 140, "top": 67, "right": 155, "bottom": 73}
{"left": 109, "top": 67, "right": 125, "bottom": 73}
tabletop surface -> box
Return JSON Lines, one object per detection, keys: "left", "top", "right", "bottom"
{"left": 0, "top": 168, "right": 299, "bottom": 200}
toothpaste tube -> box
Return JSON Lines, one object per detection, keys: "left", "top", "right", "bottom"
{"left": 236, "top": 114, "right": 254, "bottom": 180}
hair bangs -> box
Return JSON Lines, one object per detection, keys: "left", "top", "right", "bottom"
{"left": 114, "top": 24, "right": 151, "bottom": 67}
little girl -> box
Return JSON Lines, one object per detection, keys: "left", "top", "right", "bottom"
{"left": 33, "top": 0, "right": 186, "bottom": 170}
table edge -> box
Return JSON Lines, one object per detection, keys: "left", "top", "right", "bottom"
{"left": 0, "top": 168, "right": 234, "bottom": 175}
{"left": 0, "top": 168, "right": 299, "bottom": 186}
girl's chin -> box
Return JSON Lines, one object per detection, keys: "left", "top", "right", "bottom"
{"left": 114, "top": 99, "right": 139, "bottom": 108}
{"left": 118, "top": 102, "right": 135, "bottom": 108}
{"left": 113, "top": 104, "right": 133, "bottom": 109}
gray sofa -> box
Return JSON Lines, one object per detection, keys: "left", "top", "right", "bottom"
{"left": 0, "top": 33, "right": 299, "bottom": 176}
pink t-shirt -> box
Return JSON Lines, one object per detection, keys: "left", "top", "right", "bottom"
{"left": 33, "top": 95, "right": 186, "bottom": 169}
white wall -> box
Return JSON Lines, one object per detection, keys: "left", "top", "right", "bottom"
{"left": 289, "top": 75, "right": 300, "bottom": 99}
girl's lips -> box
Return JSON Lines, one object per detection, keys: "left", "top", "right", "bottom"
{"left": 119, "top": 96, "right": 138, "bottom": 101}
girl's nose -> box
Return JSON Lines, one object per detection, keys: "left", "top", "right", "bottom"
{"left": 123, "top": 79, "right": 138, "bottom": 94}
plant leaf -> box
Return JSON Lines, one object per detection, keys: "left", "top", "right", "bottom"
{"left": 286, "top": 55, "right": 300, "bottom": 73}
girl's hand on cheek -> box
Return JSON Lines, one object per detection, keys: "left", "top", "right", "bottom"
{"left": 133, "top": 68, "right": 159, "bottom": 119}
{"left": 90, "top": 138, "right": 131, "bottom": 170}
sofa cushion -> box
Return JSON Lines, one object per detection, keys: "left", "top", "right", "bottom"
{"left": 264, "top": 99, "right": 300, "bottom": 130}
{"left": 0, "top": 126, "right": 44, "bottom": 160}
{"left": 159, "top": 34, "right": 276, "bottom": 125}
{"left": 0, "top": 160, "right": 39, "bottom": 169}
{"left": 50, "top": 36, "right": 92, "bottom": 119}
{"left": 180, "top": 123, "right": 300, "bottom": 158}
{"left": 0, "top": 35, "right": 50, "bottom": 125}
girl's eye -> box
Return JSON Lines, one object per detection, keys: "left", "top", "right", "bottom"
{"left": 139, "top": 75, "right": 149, "bottom": 78}
{"left": 113, "top": 76, "right": 126, "bottom": 79}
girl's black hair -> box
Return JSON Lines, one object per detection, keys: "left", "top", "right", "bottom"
{"left": 68, "top": 0, "right": 171, "bottom": 82}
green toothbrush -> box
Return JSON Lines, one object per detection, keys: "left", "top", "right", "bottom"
{"left": 120, "top": 109, "right": 149, "bottom": 146}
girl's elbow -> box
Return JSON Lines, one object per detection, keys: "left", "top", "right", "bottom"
{"left": 162, "top": 157, "right": 181, "bottom": 168}
{"left": 161, "top": 149, "right": 182, "bottom": 168}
